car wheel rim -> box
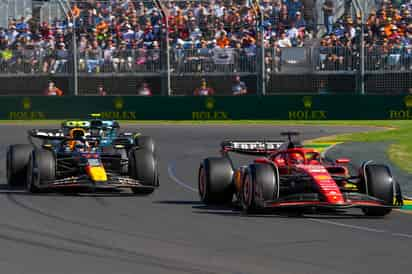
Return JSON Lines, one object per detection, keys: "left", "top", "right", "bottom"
{"left": 243, "top": 175, "right": 252, "bottom": 208}
{"left": 26, "top": 159, "right": 32, "bottom": 190}
{"left": 199, "top": 167, "right": 206, "bottom": 200}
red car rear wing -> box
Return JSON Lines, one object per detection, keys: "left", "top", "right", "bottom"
{"left": 221, "top": 140, "right": 284, "bottom": 155}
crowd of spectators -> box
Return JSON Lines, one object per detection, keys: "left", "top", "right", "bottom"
{"left": 4, "top": 0, "right": 412, "bottom": 75}
{"left": 0, "top": 0, "right": 313, "bottom": 75}
{"left": 0, "top": 16, "right": 74, "bottom": 74}
{"left": 0, "top": 0, "right": 164, "bottom": 74}
{"left": 167, "top": 0, "right": 311, "bottom": 50}
{"left": 169, "top": 0, "right": 311, "bottom": 73}
{"left": 318, "top": 0, "right": 412, "bottom": 71}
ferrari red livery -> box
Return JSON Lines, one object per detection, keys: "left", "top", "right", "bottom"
{"left": 198, "top": 132, "right": 402, "bottom": 216}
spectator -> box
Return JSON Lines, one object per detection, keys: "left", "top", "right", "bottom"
{"left": 288, "top": 0, "right": 304, "bottom": 19}
{"left": 232, "top": 75, "right": 248, "bottom": 95}
{"left": 97, "top": 84, "right": 107, "bottom": 96}
{"left": 137, "top": 81, "right": 152, "bottom": 96}
{"left": 302, "top": 0, "right": 315, "bottom": 31}
{"left": 45, "top": 81, "right": 63, "bottom": 96}
{"left": 193, "top": 78, "right": 214, "bottom": 96}
{"left": 51, "top": 42, "right": 68, "bottom": 74}
{"left": 323, "top": 0, "right": 334, "bottom": 34}
{"left": 85, "top": 41, "right": 102, "bottom": 73}
{"left": 278, "top": 32, "right": 292, "bottom": 48}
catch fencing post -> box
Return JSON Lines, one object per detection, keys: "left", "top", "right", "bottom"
{"left": 56, "top": 0, "right": 78, "bottom": 96}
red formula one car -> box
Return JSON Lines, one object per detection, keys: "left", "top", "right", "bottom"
{"left": 198, "top": 132, "right": 402, "bottom": 216}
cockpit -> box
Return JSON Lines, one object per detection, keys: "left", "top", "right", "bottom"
{"left": 271, "top": 150, "right": 321, "bottom": 166}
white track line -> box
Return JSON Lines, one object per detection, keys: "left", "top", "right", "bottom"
{"left": 392, "top": 233, "right": 412, "bottom": 239}
{"left": 167, "top": 159, "right": 412, "bottom": 239}
{"left": 167, "top": 162, "right": 198, "bottom": 193}
{"left": 308, "top": 218, "right": 386, "bottom": 233}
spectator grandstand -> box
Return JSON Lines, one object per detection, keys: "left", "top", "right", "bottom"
{"left": 317, "top": 0, "right": 412, "bottom": 71}
{"left": 0, "top": 0, "right": 411, "bottom": 95}
{"left": 0, "top": 0, "right": 315, "bottom": 75}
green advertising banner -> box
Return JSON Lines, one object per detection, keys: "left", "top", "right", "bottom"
{"left": 0, "top": 95, "right": 411, "bottom": 120}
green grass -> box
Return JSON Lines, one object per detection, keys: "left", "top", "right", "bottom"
{"left": 306, "top": 121, "right": 412, "bottom": 173}
{"left": 1, "top": 119, "right": 411, "bottom": 173}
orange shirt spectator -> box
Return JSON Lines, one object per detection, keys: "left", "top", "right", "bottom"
{"left": 45, "top": 82, "right": 64, "bottom": 96}
{"left": 384, "top": 20, "right": 395, "bottom": 37}
{"left": 217, "top": 34, "right": 230, "bottom": 48}
{"left": 71, "top": 5, "right": 80, "bottom": 18}
{"left": 96, "top": 21, "right": 109, "bottom": 33}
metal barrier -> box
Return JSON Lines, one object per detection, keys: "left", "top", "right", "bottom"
{"left": 0, "top": 49, "right": 73, "bottom": 75}
{"left": 170, "top": 48, "right": 257, "bottom": 75}
{"left": 0, "top": 0, "right": 32, "bottom": 28}
{"left": 78, "top": 49, "right": 162, "bottom": 75}
{"left": 313, "top": 47, "right": 359, "bottom": 72}
{"left": 1, "top": 46, "right": 410, "bottom": 95}
{"left": 38, "top": 0, "right": 64, "bottom": 23}
{"left": 312, "top": 46, "right": 412, "bottom": 72}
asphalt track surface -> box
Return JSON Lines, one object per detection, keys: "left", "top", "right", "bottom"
{"left": 0, "top": 124, "right": 411, "bottom": 274}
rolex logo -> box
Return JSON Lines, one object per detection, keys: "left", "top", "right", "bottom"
{"left": 205, "top": 97, "right": 215, "bottom": 110}
{"left": 404, "top": 95, "right": 412, "bottom": 108}
{"left": 113, "top": 97, "right": 124, "bottom": 110}
{"left": 22, "top": 97, "right": 31, "bottom": 110}
{"left": 302, "top": 96, "right": 312, "bottom": 108}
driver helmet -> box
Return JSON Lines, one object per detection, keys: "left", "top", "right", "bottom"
{"left": 73, "top": 140, "right": 86, "bottom": 152}
{"left": 69, "top": 128, "right": 86, "bottom": 140}
{"left": 289, "top": 152, "right": 304, "bottom": 164}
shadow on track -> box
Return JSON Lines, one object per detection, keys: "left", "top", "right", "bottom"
{"left": 156, "top": 199, "right": 383, "bottom": 220}
{"left": 0, "top": 184, "right": 140, "bottom": 197}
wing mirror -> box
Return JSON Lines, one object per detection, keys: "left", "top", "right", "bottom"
{"left": 275, "top": 159, "right": 286, "bottom": 166}
{"left": 336, "top": 158, "right": 350, "bottom": 164}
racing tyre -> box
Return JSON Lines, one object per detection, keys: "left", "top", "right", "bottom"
{"left": 7, "top": 144, "right": 33, "bottom": 187}
{"left": 198, "top": 157, "right": 234, "bottom": 205}
{"left": 360, "top": 164, "right": 394, "bottom": 216}
{"left": 241, "top": 164, "right": 278, "bottom": 213}
{"left": 129, "top": 148, "right": 158, "bottom": 195}
{"left": 27, "top": 149, "right": 56, "bottom": 193}
{"left": 135, "top": 136, "right": 156, "bottom": 154}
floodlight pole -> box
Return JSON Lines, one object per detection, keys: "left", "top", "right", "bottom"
{"left": 253, "top": 0, "right": 266, "bottom": 96}
{"left": 360, "top": 0, "right": 365, "bottom": 95}
{"left": 56, "top": 0, "right": 78, "bottom": 96}
{"left": 155, "top": 0, "right": 171, "bottom": 96}
{"left": 165, "top": 17, "right": 171, "bottom": 96}
{"left": 260, "top": 9, "right": 266, "bottom": 96}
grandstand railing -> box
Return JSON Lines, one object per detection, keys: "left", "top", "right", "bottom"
{"left": 170, "top": 48, "right": 258, "bottom": 75}
{"left": 1, "top": 47, "right": 410, "bottom": 76}
{"left": 78, "top": 49, "right": 162, "bottom": 75}
{"left": 0, "top": 0, "right": 32, "bottom": 28}
{"left": 312, "top": 46, "right": 412, "bottom": 73}
{"left": 0, "top": 49, "right": 73, "bottom": 75}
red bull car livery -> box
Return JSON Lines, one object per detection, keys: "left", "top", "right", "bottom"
{"left": 7, "top": 127, "right": 158, "bottom": 195}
